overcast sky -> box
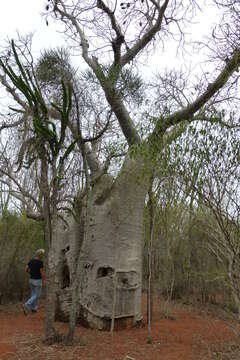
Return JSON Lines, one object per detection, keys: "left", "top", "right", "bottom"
{"left": 0, "top": 1, "right": 221, "bottom": 69}
{"left": 0, "top": 0, "right": 223, "bottom": 83}
{"left": 0, "top": 0, "right": 63, "bottom": 57}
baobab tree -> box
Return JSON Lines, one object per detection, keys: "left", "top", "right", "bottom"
{"left": 46, "top": 0, "right": 240, "bottom": 332}
{"left": 0, "top": 0, "right": 239, "bottom": 341}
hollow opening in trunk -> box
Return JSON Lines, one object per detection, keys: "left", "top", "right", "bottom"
{"left": 61, "top": 263, "right": 70, "bottom": 289}
{"left": 97, "top": 266, "right": 114, "bottom": 278}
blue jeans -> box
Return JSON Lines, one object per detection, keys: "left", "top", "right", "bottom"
{"left": 25, "top": 279, "right": 42, "bottom": 311}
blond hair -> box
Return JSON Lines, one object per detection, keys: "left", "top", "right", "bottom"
{"left": 35, "top": 248, "right": 45, "bottom": 257}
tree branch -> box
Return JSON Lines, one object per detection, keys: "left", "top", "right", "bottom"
{"left": 0, "top": 117, "right": 24, "bottom": 132}
{"left": 53, "top": 0, "right": 102, "bottom": 75}
{"left": 97, "top": 0, "right": 124, "bottom": 66}
{"left": 0, "top": 168, "right": 40, "bottom": 209}
{"left": 0, "top": 74, "right": 27, "bottom": 109}
{"left": 120, "top": 0, "right": 169, "bottom": 67}
{"left": 52, "top": 1, "right": 143, "bottom": 147}
{"left": 102, "top": 84, "right": 141, "bottom": 146}
{"left": 151, "top": 48, "right": 240, "bottom": 139}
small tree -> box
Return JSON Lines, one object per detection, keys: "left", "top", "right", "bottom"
{"left": 0, "top": 40, "right": 75, "bottom": 341}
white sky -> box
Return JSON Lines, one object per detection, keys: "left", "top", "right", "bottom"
{"left": 0, "top": 0, "right": 63, "bottom": 57}
{"left": 0, "top": 0, "right": 221, "bottom": 72}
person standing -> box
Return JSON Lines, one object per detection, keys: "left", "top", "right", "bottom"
{"left": 22, "top": 249, "right": 46, "bottom": 314}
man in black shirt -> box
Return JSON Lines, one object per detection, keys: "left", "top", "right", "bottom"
{"left": 22, "top": 249, "right": 46, "bottom": 314}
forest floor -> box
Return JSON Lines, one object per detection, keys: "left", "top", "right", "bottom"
{"left": 1, "top": 296, "right": 240, "bottom": 360}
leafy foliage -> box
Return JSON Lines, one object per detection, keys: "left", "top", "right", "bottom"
{"left": 0, "top": 211, "right": 44, "bottom": 302}
{"left": 36, "top": 48, "right": 73, "bottom": 87}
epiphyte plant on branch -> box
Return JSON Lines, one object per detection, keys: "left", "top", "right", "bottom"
{"left": 0, "top": 40, "right": 73, "bottom": 168}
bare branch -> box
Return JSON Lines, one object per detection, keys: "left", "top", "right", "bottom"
{"left": 121, "top": 0, "right": 170, "bottom": 67}
{"left": 0, "top": 116, "right": 24, "bottom": 132}
{"left": 96, "top": 0, "right": 124, "bottom": 66}
{"left": 151, "top": 48, "right": 240, "bottom": 139}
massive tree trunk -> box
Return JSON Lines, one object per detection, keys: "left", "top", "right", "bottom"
{"left": 56, "top": 155, "right": 150, "bottom": 329}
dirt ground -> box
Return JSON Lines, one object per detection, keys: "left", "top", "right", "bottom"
{"left": 1, "top": 297, "right": 240, "bottom": 360}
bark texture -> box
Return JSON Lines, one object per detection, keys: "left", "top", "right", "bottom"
{"left": 56, "top": 155, "right": 150, "bottom": 329}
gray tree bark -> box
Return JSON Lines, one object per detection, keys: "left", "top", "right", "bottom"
{"left": 78, "top": 156, "right": 150, "bottom": 329}
{"left": 56, "top": 155, "right": 150, "bottom": 329}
